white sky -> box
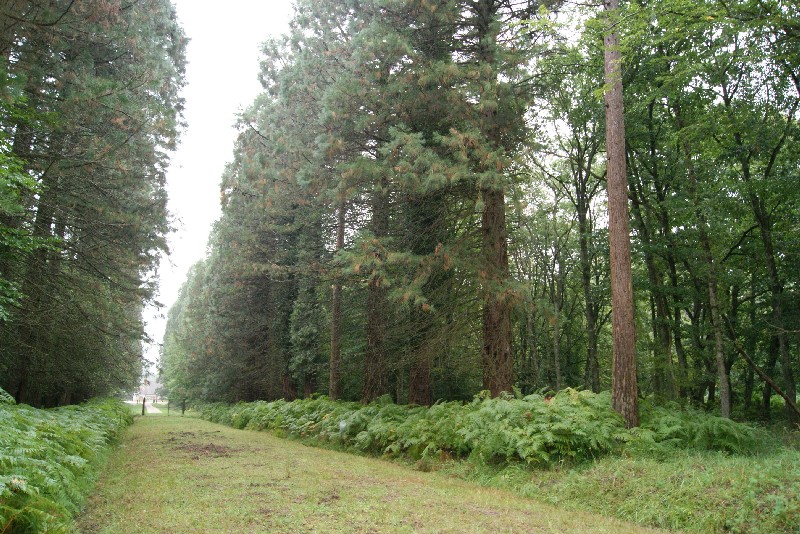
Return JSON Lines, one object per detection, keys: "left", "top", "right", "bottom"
{"left": 143, "top": 0, "right": 294, "bottom": 366}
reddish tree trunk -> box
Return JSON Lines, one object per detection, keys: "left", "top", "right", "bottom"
{"left": 604, "top": 0, "right": 638, "bottom": 428}
{"left": 481, "top": 187, "right": 514, "bottom": 396}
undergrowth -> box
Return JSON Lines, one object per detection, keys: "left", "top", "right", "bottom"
{"left": 196, "top": 389, "right": 799, "bottom": 532}
{"left": 0, "top": 390, "right": 133, "bottom": 533}
{"left": 197, "top": 389, "right": 762, "bottom": 465}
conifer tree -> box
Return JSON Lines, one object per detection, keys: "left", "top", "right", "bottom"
{"left": 0, "top": 0, "right": 186, "bottom": 405}
{"left": 603, "top": 0, "right": 638, "bottom": 427}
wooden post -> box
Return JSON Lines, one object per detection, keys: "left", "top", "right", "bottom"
{"left": 167, "top": 399, "right": 170, "bottom": 416}
{"left": 141, "top": 397, "right": 146, "bottom": 416}
{"left": 181, "top": 398, "right": 186, "bottom": 416}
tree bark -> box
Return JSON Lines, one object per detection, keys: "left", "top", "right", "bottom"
{"left": 603, "top": 0, "right": 638, "bottom": 428}
{"left": 481, "top": 187, "right": 514, "bottom": 396}
{"left": 329, "top": 196, "right": 345, "bottom": 400}
{"left": 362, "top": 184, "right": 390, "bottom": 403}
{"left": 475, "top": 0, "right": 514, "bottom": 397}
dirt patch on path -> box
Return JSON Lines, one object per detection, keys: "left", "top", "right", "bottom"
{"left": 164, "top": 429, "right": 238, "bottom": 458}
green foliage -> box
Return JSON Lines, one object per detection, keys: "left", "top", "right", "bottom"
{"left": 633, "top": 400, "right": 761, "bottom": 454}
{"left": 197, "top": 391, "right": 765, "bottom": 470}
{"left": 194, "top": 393, "right": 796, "bottom": 532}
{"left": 0, "top": 0, "right": 187, "bottom": 406}
{"left": 0, "top": 386, "right": 14, "bottom": 405}
{"left": 473, "top": 448, "right": 800, "bottom": 533}
{"left": 0, "top": 399, "right": 133, "bottom": 533}
{"left": 460, "top": 390, "right": 628, "bottom": 466}
{"left": 0, "top": 134, "right": 41, "bottom": 321}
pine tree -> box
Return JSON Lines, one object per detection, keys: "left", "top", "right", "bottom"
{"left": 603, "top": 0, "right": 638, "bottom": 427}
{"left": 0, "top": 0, "right": 186, "bottom": 405}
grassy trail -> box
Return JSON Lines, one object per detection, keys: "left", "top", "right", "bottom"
{"left": 78, "top": 415, "right": 666, "bottom": 533}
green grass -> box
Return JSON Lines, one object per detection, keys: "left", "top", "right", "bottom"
{"left": 78, "top": 415, "right": 665, "bottom": 533}
{"left": 191, "top": 394, "right": 800, "bottom": 533}
{"left": 445, "top": 448, "right": 800, "bottom": 533}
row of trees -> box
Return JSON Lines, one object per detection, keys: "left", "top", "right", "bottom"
{"left": 0, "top": 1, "right": 186, "bottom": 407}
{"left": 161, "top": 0, "right": 799, "bottom": 425}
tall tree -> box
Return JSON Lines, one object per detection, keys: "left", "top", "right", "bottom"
{"left": 603, "top": 0, "right": 638, "bottom": 427}
{"left": 0, "top": 0, "right": 186, "bottom": 406}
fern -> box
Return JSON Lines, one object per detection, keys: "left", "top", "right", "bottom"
{"left": 0, "top": 386, "right": 15, "bottom": 405}
{"left": 195, "top": 391, "right": 769, "bottom": 475}
{"left": 633, "top": 400, "right": 760, "bottom": 455}
{"left": 0, "top": 399, "right": 133, "bottom": 533}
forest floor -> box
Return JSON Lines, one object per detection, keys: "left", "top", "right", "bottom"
{"left": 77, "top": 414, "right": 666, "bottom": 533}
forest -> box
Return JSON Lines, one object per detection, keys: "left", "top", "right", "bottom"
{"left": 0, "top": 0, "right": 186, "bottom": 406}
{"left": 0, "top": 0, "right": 798, "bottom": 430}
{"left": 153, "top": 0, "right": 799, "bottom": 429}
{"left": 0, "top": 1, "right": 799, "bottom": 531}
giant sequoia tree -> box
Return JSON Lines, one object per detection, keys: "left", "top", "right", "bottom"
{"left": 0, "top": 1, "right": 185, "bottom": 406}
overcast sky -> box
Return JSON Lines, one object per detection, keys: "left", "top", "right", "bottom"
{"left": 143, "top": 1, "right": 294, "bottom": 366}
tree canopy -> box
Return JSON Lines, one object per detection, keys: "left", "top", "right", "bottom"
{"left": 0, "top": 0, "right": 186, "bottom": 406}
{"left": 160, "top": 0, "right": 800, "bottom": 427}
{"left": 4, "top": 0, "right": 795, "bottom": 425}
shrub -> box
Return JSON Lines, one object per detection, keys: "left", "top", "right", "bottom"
{"left": 631, "top": 400, "right": 761, "bottom": 455}
{"left": 194, "top": 390, "right": 767, "bottom": 468}
{"left": 459, "top": 389, "right": 628, "bottom": 466}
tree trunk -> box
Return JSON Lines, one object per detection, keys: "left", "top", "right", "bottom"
{"left": 329, "top": 197, "right": 345, "bottom": 400}
{"left": 675, "top": 104, "right": 731, "bottom": 418}
{"left": 362, "top": 185, "right": 390, "bottom": 403}
{"left": 475, "top": 0, "right": 514, "bottom": 397}
{"left": 303, "top": 373, "right": 316, "bottom": 399}
{"left": 481, "top": 187, "right": 514, "bottom": 396}
{"left": 551, "top": 253, "right": 564, "bottom": 391}
{"left": 752, "top": 204, "right": 796, "bottom": 424}
{"left": 603, "top": 0, "right": 638, "bottom": 428}
{"left": 282, "top": 373, "right": 297, "bottom": 401}
{"left": 762, "top": 338, "right": 779, "bottom": 419}
{"left": 577, "top": 205, "right": 600, "bottom": 392}
{"left": 408, "top": 356, "right": 432, "bottom": 406}
{"left": 743, "top": 274, "right": 757, "bottom": 410}
{"left": 668, "top": 255, "right": 689, "bottom": 399}
{"left": 705, "top": 263, "right": 731, "bottom": 418}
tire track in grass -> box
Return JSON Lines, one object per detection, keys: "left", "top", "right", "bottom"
{"left": 78, "top": 415, "right": 669, "bottom": 533}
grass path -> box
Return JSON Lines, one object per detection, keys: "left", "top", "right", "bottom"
{"left": 78, "top": 415, "right": 667, "bottom": 533}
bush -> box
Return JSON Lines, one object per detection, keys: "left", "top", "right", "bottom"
{"left": 0, "top": 398, "right": 133, "bottom": 533}
{"left": 198, "top": 389, "right": 765, "bottom": 468}
{"left": 460, "top": 390, "right": 629, "bottom": 466}
{"left": 196, "top": 391, "right": 768, "bottom": 466}
{"left": 631, "top": 400, "right": 761, "bottom": 455}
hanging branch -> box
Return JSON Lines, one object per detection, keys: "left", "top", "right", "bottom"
{"left": 722, "top": 314, "right": 800, "bottom": 422}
